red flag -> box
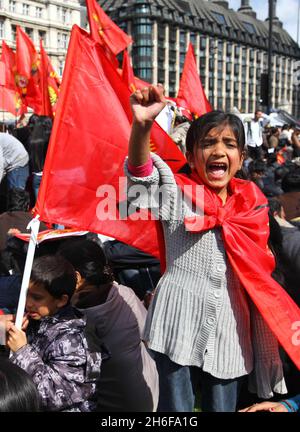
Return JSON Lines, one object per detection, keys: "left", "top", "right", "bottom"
{"left": 39, "top": 40, "right": 60, "bottom": 118}
{"left": 16, "top": 26, "right": 41, "bottom": 113}
{"left": 0, "top": 61, "right": 5, "bottom": 86}
{"left": 119, "top": 55, "right": 186, "bottom": 174}
{"left": 0, "top": 86, "right": 25, "bottom": 116}
{"left": 0, "top": 41, "right": 27, "bottom": 116}
{"left": 177, "top": 43, "right": 212, "bottom": 118}
{"left": 1, "top": 41, "right": 17, "bottom": 90}
{"left": 121, "top": 50, "right": 136, "bottom": 92}
{"left": 86, "top": 0, "right": 132, "bottom": 56}
{"left": 16, "top": 26, "right": 39, "bottom": 79}
{"left": 34, "top": 25, "right": 160, "bottom": 258}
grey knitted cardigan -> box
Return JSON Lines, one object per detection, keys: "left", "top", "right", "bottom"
{"left": 125, "top": 153, "right": 287, "bottom": 398}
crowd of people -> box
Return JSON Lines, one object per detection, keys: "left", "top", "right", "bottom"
{"left": 0, "top": 90, "right": 300, "bottom": 412}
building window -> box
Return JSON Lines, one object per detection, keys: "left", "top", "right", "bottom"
{"left": 212, "top": 12, "right": 226, "bottom": 26}
{"left": 135, "top": 5, "right": 150, "bottom": 14}
{"left": 11, "top": 25, "right": 16, "bottom": 42}
{"left": 36, "top": 7, "right": 42, "bottom": 19}
{"left": 0, "top": 20, "right": 4, "bottom": 39}
{"left": 62, "top": 8, "right": 67, "bottom": 24}
{"left": 59, "top": 60, "right": 64, "bottom": 77}
{"left": 9, "top": 0, "right": 16, "bottom": 12}
{"left": 243, "top": 22, "right": 256, "bottom": 34}
{"left": 39, "top": 30, "right": 46, "bottom": 44}
{"left": 25, "top": 27, "right": 33, "bottom": 39}
{"left": 23, "top": 3, "right": 30, "bottom": 15}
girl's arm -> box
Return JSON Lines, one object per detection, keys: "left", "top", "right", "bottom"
{"left": 128, "top": 84, "right": 167, "bottom": 167}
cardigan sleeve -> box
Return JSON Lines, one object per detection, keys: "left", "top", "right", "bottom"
{"left": 124, "top": 152, "right": 181, "bottom": 222}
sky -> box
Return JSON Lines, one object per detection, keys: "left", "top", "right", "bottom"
{"left": 227, "top": 0, "right": 300, "bottom": 43}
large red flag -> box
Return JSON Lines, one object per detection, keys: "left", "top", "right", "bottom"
{"left": 86, "top": 0, "right": 132, "bottom": 56}
{"left": 39, "top": 40, "right": 60, "bottom": 118}
{"left": 16, "top": 26, "right": 41, "bottom": 113}
{"left": 177, "top": 43, "right": 212, "bottom": 118}
{"left": 34, "top": 25, "right": 160, "bottom": 258}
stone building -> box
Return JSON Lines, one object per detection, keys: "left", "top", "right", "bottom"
{"left": 0, "top": 0, "right": 81, "bottom": 76}
{"left": 97, "top": 0, "right": 300, "bottom": 116}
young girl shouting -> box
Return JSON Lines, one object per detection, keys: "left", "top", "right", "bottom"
{"left": 125, "top": 85, "right": 300, "bottom": 412}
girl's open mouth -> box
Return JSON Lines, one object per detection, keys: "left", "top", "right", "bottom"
{"left": 207, "top": 162, "right": 228, "bottom": 179}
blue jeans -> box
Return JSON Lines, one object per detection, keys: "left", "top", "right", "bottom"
{"left": 154, "top": 352, "right": 245, "bottom": 412}
{"left": 7, "top": 164, "right": 29, "bottom": 190}
{"left": 32, "top": 173, "right": 42, "bottom": 200}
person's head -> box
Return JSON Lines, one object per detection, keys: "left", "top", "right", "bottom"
{"left": 248, "top": 160, "right": 266, "bottom": 180}
{"left": 6, "top": 188, "right": 30, "bottom": 212}
{"left": 269, "top": 127, "right": 279, "bottom": 137}
{"left": 0, "top": 359, "right": 40, "bottom": 411}
{"left": 185, "top": 110, "right": 245, "bottom": 200}
{"left": 57, "top": 239, "right": 114, "bottom": 289}
{"left": 281, "top": 124, "right": 289, "bottom": 131}
{"left": 26, "top": 255, "right": 77, "bottom": 320}
{"left": 254, "top": 109, "right": 263, "bottom": 121}
{"left": 268, "top": 198, "right": 286, "bottom": 219}
{"left": 281, "top": 166, "right": 300, "bottom": 192}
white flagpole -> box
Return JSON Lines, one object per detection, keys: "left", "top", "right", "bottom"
{"left": 14, "top": 216, "right": 40, "bottom": 330}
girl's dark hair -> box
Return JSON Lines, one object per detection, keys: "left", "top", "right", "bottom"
{"left": 31, "top": 255, "right": 77, "bottom": 301}
{"left": 0, "top": 359, "right": 40, "bottom": 412}
{"left": 57, "top": 239, "right": 114, "bottom": 286}
{"left": 185, "top": 110, "right": 245, "bottom": 154}
{"left": 29, "top": 115, "right": 53, "bottom": 173}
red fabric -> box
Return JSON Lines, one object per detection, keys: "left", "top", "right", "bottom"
{"left": 121, "top": 50, "right": 136, "bottom": 92}
{"left": 0, "top": 61, "right": 5, "bottom": 86}
{"left": 34, "top": 25, "right": 160, "bottom": 259}
{"left": 177, "top": 43, "right": 212, "bottom": 118}
{"left": 0, "top": 42, "right": 27, "bottom": 116}
{"left": 16, "top": 27, "right": 38, "bottom": 79}
{"left": 39, "top": 40, "right": 60, "bottom": 118}
{"left": 175, "top": 171, "right": 300, "bottom": 370}
{"left": 127, "top": 158, "right": 153, "bottom": 177}
{"left": 86, "top": 0, "right": 132, "bottom": 56}
{"left": 16, "top": 27, "right": 41, "bottom": 113}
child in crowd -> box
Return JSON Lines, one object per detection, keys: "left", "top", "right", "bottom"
{"left": 6, "top": 255, "right": 102, "bottom": 412}
{"left": 125, "top": 85, "right": 300, "bottom": 412}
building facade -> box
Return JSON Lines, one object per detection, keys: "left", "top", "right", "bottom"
{"left": 0, "top": 0, "right": 81, "bottom": 76}
{"left": 98, "top": 0, "right": 300, "bottom": 117}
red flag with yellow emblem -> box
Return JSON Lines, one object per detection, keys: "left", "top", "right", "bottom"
{"left": 0, "top": 41, "right": 27, "bottom": 116}
{"left": 39, "top": 40, "right": 60, "bottom": 118}
{"left": 86, "top": 0, "right": 132, "bottom": 56}
{"left": 16, "top": 26, "right": 41, "bottom": 113}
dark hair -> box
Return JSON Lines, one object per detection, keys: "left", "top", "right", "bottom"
{"left": 7, "top": 188, "right": 30, "bottom": 211}
{"left": 248, "top": 160, "right": 266, "bottom": 175}
{"left": 0, "top": 359, "right": 40, "bottom": 412}
{"left": 29, "top": 115, "right": 53, "bottom": 173}
{"left": 57, "top": 239, "right": 114, "bottom": 286}
{"left": 185, "top": 110, "right": 245, "bottom": 155}
{"left": 30, "top": 255, "right": 77, "bottom": 302}
{"left": 268, "top": 198, "right": 283, "bottom": 216}
{"left": 281, "top": 166, "right": 300, "bottom": 192}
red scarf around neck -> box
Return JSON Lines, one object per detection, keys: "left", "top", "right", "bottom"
{"left": 173, "top": 171, "right": 300, "bottom": 370}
